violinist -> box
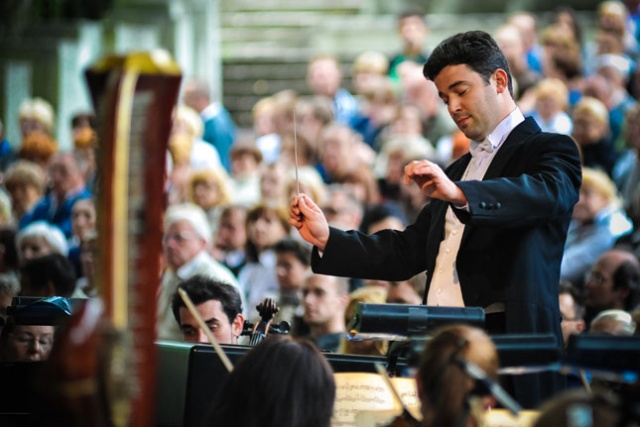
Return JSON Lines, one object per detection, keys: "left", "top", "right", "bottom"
{"left": 170, "top": 275, "right": 244, "bottom": 344}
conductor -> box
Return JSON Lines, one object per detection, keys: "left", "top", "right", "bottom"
{"left": 289, "top": 31, "right": 582, "bottom": 408}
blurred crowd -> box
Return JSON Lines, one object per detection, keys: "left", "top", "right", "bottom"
{"left": 0, "top": 3, "right": 640, "bottom": 423}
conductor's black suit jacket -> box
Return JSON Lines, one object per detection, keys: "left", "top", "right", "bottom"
{"left": 312, "top": 117, "right": 582, "bottom": 407}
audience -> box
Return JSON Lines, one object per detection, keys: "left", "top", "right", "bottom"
{"left": 157, "top": 203, "right": 240, "bottom": 340}
{"left": 583, "top": 248, "right": 640, "bottom": 325}
{"left": 589, "top": 308, "right": 636, "bottom": 335}
{"left": 301, "top": 273, "right": 349, "bottom": 352}
{"left": 6, "top": 7, "right": 640, "bottom": 419}
{"left": 558, "top": 281, "right": 586, "bottom": 346}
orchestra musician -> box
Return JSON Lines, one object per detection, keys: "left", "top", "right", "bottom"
{"left": 170, "top": 274, "right": 245, "bottom": 344}
{"left": 202, "top": 335, "right": 335, "bottom": 427}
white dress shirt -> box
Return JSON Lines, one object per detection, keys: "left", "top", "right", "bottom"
{"left": 426, "top": 108, "right": 525, "bottom": 307}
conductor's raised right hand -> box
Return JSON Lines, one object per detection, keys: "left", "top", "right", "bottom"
{"left": 289, "top": 194, "right": 330, "bottom": 251}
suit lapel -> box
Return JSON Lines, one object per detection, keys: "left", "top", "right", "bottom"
{"left": 483, "top": 117, "right": 541, "bottom": 179}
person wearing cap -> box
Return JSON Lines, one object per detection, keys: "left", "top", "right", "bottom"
{"left": 157, "top": 203, "right": 241, "bottom": 341}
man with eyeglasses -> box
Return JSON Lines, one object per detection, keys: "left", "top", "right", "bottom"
{"left": 0, "top": 322, "right": 54, "bottom": 362}
{"left": 157, "top": 204, "right": 241, "bottom": 341}
{"left": 584, "top": 249, "right": 640, "bottom": 326}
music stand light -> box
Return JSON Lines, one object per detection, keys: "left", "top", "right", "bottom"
{"left": 347, "top": 303, "right": 485, "bottom": 341}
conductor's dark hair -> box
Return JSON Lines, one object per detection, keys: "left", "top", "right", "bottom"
{"left": 423, "top": 30, "right": 514, "bottom": 97}
{"left": 20, "top": 254, "right": 76, "bottom": 297}
{"left": 170, "top": 275, "right": 242, "bottom": 325}
{"left": 203, "top": 335, "right": 336, "bottom": 427}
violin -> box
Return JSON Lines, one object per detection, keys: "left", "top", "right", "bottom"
{"left": 242, "top": 298, "right": 290, "bottom": 346}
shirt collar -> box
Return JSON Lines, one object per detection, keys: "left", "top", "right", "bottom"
{"left": 470, "top": 107, "right": 524, "bottom": 156}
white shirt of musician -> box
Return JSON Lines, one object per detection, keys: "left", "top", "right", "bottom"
{"left": 426, "top": 108, "right": 524, "bottom": 307}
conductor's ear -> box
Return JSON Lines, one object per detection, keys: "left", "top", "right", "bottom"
{"left": 492, "top": 69, "right": 509, "bottom": 94}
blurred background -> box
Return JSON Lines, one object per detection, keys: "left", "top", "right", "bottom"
{"left": 0, "top": 0, "right": 600, "bottom": 148}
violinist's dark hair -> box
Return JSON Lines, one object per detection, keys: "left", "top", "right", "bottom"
{"left": 418, "top": 324, "right": 499, "bottom": 427}
{"left": 202, "top": 335, "right": 335, "bottom": 427}
{"left": 171, "top": 275, "right": 242, "bottom": 325}
{"left": 423, "top": 30, "right": 514, "bottom": 97}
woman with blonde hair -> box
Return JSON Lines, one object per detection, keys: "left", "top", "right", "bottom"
{"left": 188, "top": 167, "right": 231, "bottom": 235}
{"left": 571, "top": 96, "right": 617, "bottom": 176}
{"left": 4, "top": 160, "right": 46, "bottom": 223}
{"left": 338, "top": 285, "right": 388, "bottom": 356}
{"left": 560, "top": 167, "right": 633, "bottom": 286}
{"left": 528, "top": 78, "right": 572, "bottom": 135}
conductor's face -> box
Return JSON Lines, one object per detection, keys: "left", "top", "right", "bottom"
{"left": 434, "top": 64, "right": 505, "bottom": 142}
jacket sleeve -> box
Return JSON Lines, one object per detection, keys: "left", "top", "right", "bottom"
{"left": 454, "top": 133, "right": 581, "bottom": 228}
{"left": 311, "top": 204, "right": 432, "bottom": 281}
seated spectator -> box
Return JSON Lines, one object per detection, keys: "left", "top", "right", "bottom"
{"left": 157, "top": 203, "right": 240, "bottom": 341}
{"left": 338, "top": 286, "right": 387, "bottom": 356}
{"left": 559, "top": 281, "right": 586, "bottom": 346}
{"left": 386, "top": 273, "right": 425, "bottom": 305}
{"left": 0, "top": 319, "right": 55, "bottom": 362}
{"left": 584, "top": 249, "right": 640, "bottom": 325}
{"left": 170, "top": 274, "right": 245, "bottom": 344}
{"left": 273, "top": 238, "right": 311, "bottom": 331}
{"left": 360, "top": 201, "right": 407, "bottom": 234}
{"left": 3, "top": 160, "right": 46, "bottom": 224}
{"left": 17, "top": 131, "right": 57, "bottom": 173}
{"left": 19, "top": 253, "right": 77, "bottom": 298}
{"left": 182, "top": 78, "right": 236, "bottom": 172}
{"left": 317, "top": 123, "right": 374, "bottom": 185}
{"left": 322, "top": 184, "right": 364, "bottom": 231}
{"left": 68, "top": 198, "right": 96, "bottom": 278}
{"left": 301, "top": 273, "right": 349, "bottom": 352}
{"left": 18, "top": 97, "right": 55, "bottom": 138}
{"left": 16, "top": 221, "right": 68, "bottom": 264}
{"left": 238, "top": 205, "right": 290, "bottom": 313}
{"left": 417, "top": 324, "right": 499, "bottom": 427}
{"left": 203, "top": 335, "right": 335, "bottom": 427}
{"left": 212, "top": 205, "right": 248, "bottom": 277}
{"left": 228, "top": 141, "right": 263, "bottom": 208}
{"left": 71, "top": 111, "right": 98, "bottom": 193}
{"left": 528, "top": 78, "right": 573, "bottom": 135}
{"left": 19, "top": 152, "right": 92, "bottom": 238}
{"left": 188, "top": 167, "right": 231, "bottom": 235}
{"left": 76, "top": 232, "right": 97, "bottom": 298}
{"left": 560, "top": 168, "right": 633, "bottom": 286}
{"left": 306, "top": 54, "right": 358, "bottom": 126}
{"left": 259, "top": 161, "right": 289, "bottom": 210}
{"left": 589, "top": 309, "right": 636, "bottom": 335}
{"left": 351, "top": 50, "right": 389, "bottom": 102}
{"left": 571, "top": 97, "right": 618, "bottom": 176}
{"left": 0, "top": 273, "right": 20, "bottom": 325}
